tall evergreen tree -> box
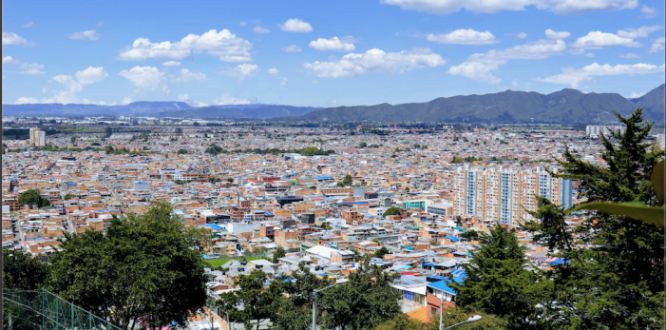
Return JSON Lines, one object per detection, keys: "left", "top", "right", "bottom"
{"left": 450, "top": 224, "right": 542, "bottom": 329}
{"left": 524, "top": 109, "right": 664, "bottom": 329}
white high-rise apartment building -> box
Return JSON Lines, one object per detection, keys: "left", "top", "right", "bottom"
{"left": 586, "top": 125, "right": 625, "bottom": 137}
{"left": 29, "top": 128, "right": 46, "bottom": 147}
{"left": 453, "top": 165, "right": 572, "bottom": 226}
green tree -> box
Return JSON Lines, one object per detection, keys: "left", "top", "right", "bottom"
{"left": 273, "top": 245, "right": 287, "bottom": 262}
{"left": 523, "top": 109, "right": 664, "bottom": 330}
{"left": 359, "top": 142, "right": 367, "bottom": 148}
{"left": 18, "top": 189, "right": 50, "bottom": 208}
{"left": 49, "top": 201, "right": 208, "bottom": 329}
{"left": 373, "top": 246, "right": 391, "bottom": 259}
{"left": 175, "top": 127, "right": 183, "bottom": 134}
{"left": 70, "top": 136, "right": 76, "bottom": 144}
{"left": 3, "top": 248, "right": 50, "bottom": 290}
{"left": 177, "top": 148, "right": 188, "bottom": 154}
{"left": 63, "top": 193, "right": 77, "bottom": 200}
{"left": 217, "top": 269, "right": 277, "bottom": 330}
{"left": 429, "top": 308, "right": 507, "bottom": 330}
{"left": 319, "top": 259, "right": 401, "bottom": 330}
{"left": 374, "top": 314, "right": 426, "bottom": 330}
{"left": 459, "top": 230, "right": 478, "bottom": 241}
{"left": 383, "top": 207, "right": 401, "bottom": 217}
{"left": 104, "top": 126, "right": 113, "bottom": 138}
{"left": 342, "top": 174, "right": 353, "bottom": 186}
{"left": 449, "top": 224, "right": 541, "bottom": 329}
{"left": 451, "top": 157, "right": 463, "bottom": 163}
{"left": 205, "top": 143, "right": 225, "bottom": 156}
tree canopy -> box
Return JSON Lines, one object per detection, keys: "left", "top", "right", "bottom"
{"left": 383, "top": 207, "right": 401, "bottom": 217}
{"left": 523, "top": 109, "right": 664, "bottom": 329}
{"left": 49, "top": 201, "right": 208, "bottom": 329}
{"left": 18, "top": 189, "right": 51, "bottom": 208}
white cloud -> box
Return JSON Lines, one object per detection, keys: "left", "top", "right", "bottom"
{"left": 380, "top": 0, "right": 637, "bottom": 15}
{"left": 541, "top": 62, "right": 665, "bottom": 88}
{"left": 649, "top": 37, "right": 665, "bottom": 53}
{"left": 2, "top": 32, "right": 36, "bottom": 46}
{"left": 15, "top": 97, "right": 40, "bottom": 104}
{"left": 75, "top": 66, "right": 108, "bottom": 85}
{"left": 617, "top": 25, "right": 661, "bottom": 38}
{"left": 224, "top": 63, "right": 260, "bottom": 80}
{"left": 627, "top": 92, "right": 645, "bottom": 98}
{"left": 572, "top": 31, "right": 641, "bottom": 49}
{"left": 20, "top": 67, "right": 108, "bottom": 104}
{"left": 448, "top": 39, "right": 567, "bottom": 86}
{"left": 2, "top": 56, "right": 45, "bottom": 74}
{"left": 619, "top": 53, "right": 641, "bottom": 58}
{"left": 585, "top": 53, "right": 595, "bottom": 57}
{"left": 119, "top": 66, "right": 167, "bottom": 91}
{"left": 545, "top": 29, "right": 571, "bottom": 39}
{"left": 309, "top": 37, "right": 357, "bottom": 51}
{"left": 68, "top": 30, "right": 100, "bottom": 41}
{"left": 640, "top": 5, "right": 657, "bottom": 18}
{"left": 22, "top": 22, "right": 35, "bottom": 28}
{"left": 175, "top": 68, "right": 207, "bottom": 82}
{"left": 282, "top": 45, "right": 303, "bottom": 52}
{"left": 253, "top": 26, "right": 270, "bottom": 33}
{"left": 121, "top": 97, "right": 133, "bottom": 105}
{"left": 516, "top": 32, "right": 528, "bottom": 39}
{"left": 279, "top": 19, "right": 313, "bottom": 33}
{"left": 117, "top": 29, "right": 253, "bottom": 62}
{"left": 163, "top": 61, "right": 181, "bottom": 67}
{"left": 426, "top": 29, "right": 499, "bottom": 45}
{"left": 304, "top": 48, "right": 446, "bottom": 78}
{"left": 96, "top": 22, "right": 103, "bottom": 27}
{"left": 213, "top": 95, "right": 251, "bottom": 105}
{"left": 280, "top": 77, "right": 288, "bottom": 86}
{"left": 268, "top": 68, "right": 279, "bottom": 76}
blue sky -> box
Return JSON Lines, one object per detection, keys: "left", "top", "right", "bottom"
{"left": 2, "top": 0, "right": 664, "bottom": 108}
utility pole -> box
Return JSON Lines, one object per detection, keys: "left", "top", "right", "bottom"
{"left": 310, "top": 282, "right": 340, "bottom": 330}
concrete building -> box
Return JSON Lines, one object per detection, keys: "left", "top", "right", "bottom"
{"left": 29, "top": 128, "right": 46, "bottom": 147}
{"left": 586, "top": 125, "right": 625, "bottom": 137}
{"left": 453, "top": 165, "right": 572, "bottom": 225}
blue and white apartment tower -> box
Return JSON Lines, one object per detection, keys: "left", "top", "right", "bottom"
{"left": 454, "top": 164, "right": 573, "bottom": 226}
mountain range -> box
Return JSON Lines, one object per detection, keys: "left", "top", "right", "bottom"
{"left": 2, "top": 84, "right": 663, "bottom": 124}
{"left": 295, "top": 84, "right": 664, "bottom": 124}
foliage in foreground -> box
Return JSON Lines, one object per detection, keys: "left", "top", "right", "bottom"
{"left": 49, "top": 201, "right": 208, "bottom": 329}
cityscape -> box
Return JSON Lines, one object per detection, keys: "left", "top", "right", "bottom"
{"left": 2, "top": 1, "right": 665, "bottom": 330}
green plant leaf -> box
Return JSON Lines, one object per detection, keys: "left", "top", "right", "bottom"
{"left": 651, "top": 159, "right": 664, "bottom": 206}
{"left": 571, "top": 201, "right": 664, "bottom": 227}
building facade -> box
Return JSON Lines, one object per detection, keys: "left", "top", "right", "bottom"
{"left": 453, "top": 165, "right": 572, "bottom": 225}
{"left": 29, "top": 128, "right": 46, "bottom": 147}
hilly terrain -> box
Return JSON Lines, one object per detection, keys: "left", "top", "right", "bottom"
{"left": 2, "top": 84, "right": 662, "bottom": 124}
{"left": 295, "top": 85, "right": 665, "bottom": 124}
{"left": 155, "top": 105, "right": 320, "bottom": 119}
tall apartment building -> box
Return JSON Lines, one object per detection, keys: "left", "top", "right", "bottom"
{"left": 585, "top": 125, "right": 625, "bottom": 137}
{"left": 29, "top": 128, "right": 46, "bottom": 147}
{"left": 453, "top": 165, "right": 572, "bottom": 226}
{"left": 658, "top": 134, "right": 665, "bottom": 150}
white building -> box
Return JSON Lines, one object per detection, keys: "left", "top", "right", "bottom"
{"left": 29, "top": 128, "right": 45, "bottom": 147}
{"left": 586, "top": 125, "right": 625, "bottom": 137}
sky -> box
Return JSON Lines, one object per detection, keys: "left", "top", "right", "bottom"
{"left": 2, "top": 0, "right": 665, "bottom": 108}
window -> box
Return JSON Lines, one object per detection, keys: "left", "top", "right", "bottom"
{"left": 431, "top": 307, "right": 438, "bottom": 315}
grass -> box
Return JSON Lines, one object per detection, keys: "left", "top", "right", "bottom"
{"left": 204, "top": 256, "right": 264, "bottom": 268}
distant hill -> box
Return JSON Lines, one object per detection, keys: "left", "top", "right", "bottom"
{"left": 2, "top": 102, "right": 193, "bottom": 117}
{"left": 295, "top": 87, "right": 656, "bottom": 124}
{"left": 631, "top": 84, "right": 665, "bottom": 123}
{"left": 156, "top": 105, "right": 321, "bottom": 119}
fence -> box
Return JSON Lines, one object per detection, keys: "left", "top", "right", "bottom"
{"left": 3, "top": 289, "right": 124, "bottom": 330}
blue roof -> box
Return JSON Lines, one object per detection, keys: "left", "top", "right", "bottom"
{"left": 427, "top": 275, "right": 448, "bottom": 281}
{"left": 549, "top": 259, "right": 570, "bottom": 265}
{"left": 314, "top": 175, "right": 335, "bottom": 180}
{"left": 265, "top": 211, "right": 274, "bottom": 216}
{"left": 445, "top": 236, "right": 460, "bottom": 242}
{"left": 427, "top": 280, "right": 457, "bottom": 295}
{"left": 206, "top": 224, "right": 223, "bottom": 230}
{"left": 422, "top": 263, "right": 435, "bottom": 267}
